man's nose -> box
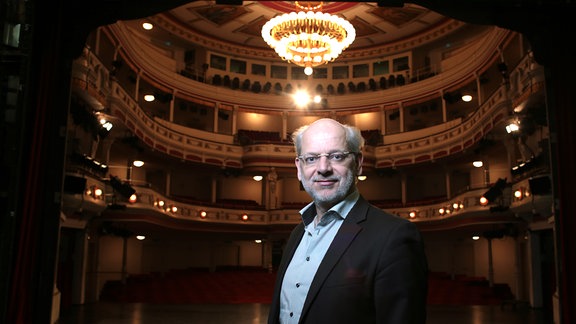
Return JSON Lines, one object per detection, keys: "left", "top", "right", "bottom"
{"left": 316, "top": 155, "right": 333, "bottom": 173}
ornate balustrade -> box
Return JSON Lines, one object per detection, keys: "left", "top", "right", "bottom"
{"left": 62, "top": 172, "right": 552, "bottom": 230}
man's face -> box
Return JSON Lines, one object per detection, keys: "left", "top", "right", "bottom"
{"left": 295, "top": 120, "right": 363, "bottom": 209}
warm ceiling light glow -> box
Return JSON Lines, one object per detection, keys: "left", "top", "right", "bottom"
{"left": 472, "top": 160, "right": 483, "bottom": 168}
{"left": 136, "top": 235, "right": 146, "bottom": 240}
{"left": 261, "top": 2, "right": 355, "bottom": 76}
{"left": 144, "top": 94, "right": 155, "bottom": 102}
{"left": 514, "top": 189, "right": 523, "bottom": 198}
{"left": 461, "top": 94, "right": 473, "bottom": 102}
{"left": 242, "top": 213, "right": 249, "bottom": 221}
{"left": 357, "top": 175, "right": 367, "bottom": 181}
{"left": 171, "top": 206, "right": 178, "bottom": 213}
{"left": 313, "top": 95, "right": 322, "bottom": 104}
{"left": 409, "top": 211, "right": 416, "bottom": 218}
{"left": 479, "top": 196, "right": 489, "bottom": 205}
{"left": 132, "top": 160, "right": 144, "bottom": 167}
{"left": 253, "top": 175, "right": 263, "bottom": 181}
{"left": 199, "top": 210, "right": 207, "bottom": 218}
{"left": 472, "top": 235, "right": 480, "bottom": 240}
{"left": 255, "top": 239, "right": 262, "bottom": 244}
{"left": 293, "top": 90, "right": 310, "bottom": 107}
{"left": 142, "top": 22, "right": 153, "bottom": 30}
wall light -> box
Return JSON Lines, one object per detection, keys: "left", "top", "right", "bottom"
{"left": 132, "top": 160, "right": 144, "bottom": 167}
{"left": 128, "top": 193, "right": 137, "bottom": 203}
{"left": 87, "top": 186, "right": 103, "bottom": 199}
{"left": 505, "top": 121, "right": 520, "bottom": 134}
{"left": 461, "top": 94, "right": 473, "bottom": 102}
{"left": 241, "top": 213, "right": 249, "bottom": 221}
{"left": 472, "top": 160, "right": 483, "bottom": 168}
{"left": 199, "top": 210, "right": 207, "bottom": 219}
{"left": 136, "top": 235, "right": 146, "bottom": 241}
{"left": 99, "top": 119, "right": 113, "bottom": 131}
{"left": 142, "top": 22, "right": 153, "bottom": 30}
{"left": 144, "top": 94, "right": 155, "bottom": 102}
{"left": 409, "top": 211, "right": 417, "bottom": 218}
{"left": 253, "top": 175, "right": 263, "bottom": 181}
{"left": 357, "top": 175, "right": 367, "bottom": 181}
{"left": 472, "top": 235, "right": 480, "bottom": 240}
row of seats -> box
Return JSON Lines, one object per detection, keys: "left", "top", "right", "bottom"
{"left": 203, "top": 73, "right": 412, "bottom": 95}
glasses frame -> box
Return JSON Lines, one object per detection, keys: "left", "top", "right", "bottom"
{"left": 296, "top": 151, "right": 358, "bottom": 166}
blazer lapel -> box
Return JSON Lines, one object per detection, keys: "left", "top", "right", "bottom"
{"left": 299, "top": 198, "right": 369, "bottom": 318}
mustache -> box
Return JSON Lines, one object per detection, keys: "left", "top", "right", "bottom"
{"left": 311, "top": 176, "right": 339, "bottom": 182}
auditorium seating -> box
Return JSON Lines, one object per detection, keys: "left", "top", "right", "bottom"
{"left": 100, "top": 269, "right": 514, "bottom": 305}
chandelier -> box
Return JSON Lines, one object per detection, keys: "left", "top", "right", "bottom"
{"left": 261, "top": 2, "right": 356, "bottom": 76}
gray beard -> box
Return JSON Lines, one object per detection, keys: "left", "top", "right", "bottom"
{"left": 301, "top": 170, "right": 356, "bottom": 208}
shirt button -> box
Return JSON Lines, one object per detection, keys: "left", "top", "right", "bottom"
{"left": 290, "top": 312, "right": 293, "bottom": 317}
{"left": 296, "top": 283, "right": 300, "bottom": 288}
{"left": 306, "top": 256, "right": 310, "bottom": 261}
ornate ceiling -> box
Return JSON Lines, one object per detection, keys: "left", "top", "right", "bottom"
{"left": 123, "top": 1, "right": 461, "bottom": 62}
{"left": 163, "top": 1, "right": 449, "bottom": 49}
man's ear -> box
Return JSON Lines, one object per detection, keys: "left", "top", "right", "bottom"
{"left": 295, "top": 158, "right": 302, "bottom": 181}
{"left": 356, "top": 153, "right": 364, "bottom": 175}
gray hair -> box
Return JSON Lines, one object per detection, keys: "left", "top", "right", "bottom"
{"left": 291, "top": 119, "right": 364, "bottom": 155}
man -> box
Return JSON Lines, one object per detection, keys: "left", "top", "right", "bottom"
{"left": 268, "top": 118, "right": 428, "bottom": 324}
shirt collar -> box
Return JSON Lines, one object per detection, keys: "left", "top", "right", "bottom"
{"left": 299, "top": 190, "right": 360, "bottom": 226}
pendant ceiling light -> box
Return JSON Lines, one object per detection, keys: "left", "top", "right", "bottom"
{"left": 261, "top": 1, "right": 356, "bottom": 76}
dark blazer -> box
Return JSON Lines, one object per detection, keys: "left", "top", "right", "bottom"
{"left": 268, "top": 196, "right": 428, "bottom": 324}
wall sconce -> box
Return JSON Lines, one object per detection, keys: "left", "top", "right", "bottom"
{"left": 136, "top": 235, "right": 146, "bottom": 241}
{"left": 253, "top": 175, "right": 263, "bottom": 181}
{"left": 357, "top": 175, "right": 367, "bottom": 181}
{"left": 438, "top": 207, "right": 445, "bottom": 215}
{"left": 514, "top": 189, "right": 523, "bottom": 199}
{"left": 461, "top": 93, "right": 473, "bottom": 102}
{"left": 199, "top": 210, "right": 207, "bottom": 219}
{"left": 155, "top": 199, "right": 165, "bottom": 208}
{"left": 472, "top": 160, "right": 483, "bottom": 168}
{"left": 132, "top": 160, "right": 144, "bottom": 167}
{"left": 128, "top": 193, "right": 137, "bottom": 203}
{"left": 505, "top": 120, "right": 520, "bottom": 134}
{"left": 170, "top": 205, "right": 178, "bottom": 213}
{"left": 479, "top": 196, "right": 489, "bottom": 206}
{"left": 144, "top": 94, "right": 155, "bottom": 102}
{"left": 86, "top": 186, "right": 103, "bottom": 199}
{"left": 241, "top": 213, "right": 249, "bottom": 221}
{"left": 99, "top": 118, "right": 113, "bottom": 131}
{"left": 409, "top": 211, "right": 417, "bottom": 218}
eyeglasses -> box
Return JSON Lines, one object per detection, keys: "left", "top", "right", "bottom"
{"left": 297, "top": 151, "right": 357, "bottom": 166}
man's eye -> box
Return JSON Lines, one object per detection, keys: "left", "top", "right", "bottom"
{"left": 305, "top": 156, "right": 318, "bottom": 163}
{"left": 330, "top": 153, "right": 345, "bottom": 160}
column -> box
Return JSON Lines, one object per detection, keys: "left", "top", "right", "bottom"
{"left": 487, "top": 237, "right": 494, "bottom": 287}
{"left": 441, "top": 90, "right": 448, "bottom": 122}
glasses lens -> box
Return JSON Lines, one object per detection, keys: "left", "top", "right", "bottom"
{"left": 299, "top": 152, "right": 353, "bottom": 166}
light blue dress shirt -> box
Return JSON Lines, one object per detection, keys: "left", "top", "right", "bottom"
{"left": 279, "top": 190, "right": 360, "bottom": 323}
